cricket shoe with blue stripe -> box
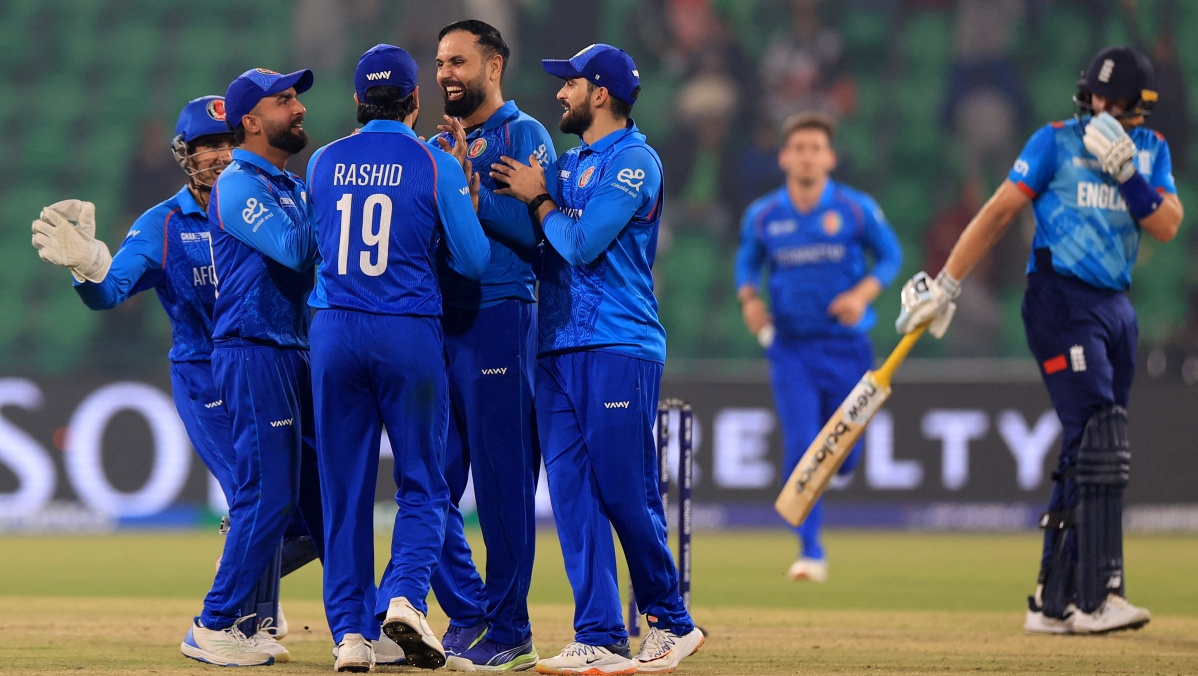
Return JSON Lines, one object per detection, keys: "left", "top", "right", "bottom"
{"left": 382, "top": 596, "right": 446, "bottom": 669}
{"left": 180, "top": 616, "right": 275, "bottom": 667}
{"left": 443, "top": 621, "right": 489, "bottom": 658}
{"left": 634, "top": 626, "right": 705, "bottom": 673}
{"left": 534, "top": 642, "right": 637, "bottom": 675}
{"left": 447, "top": 636, "right": 538, "bottom": 671}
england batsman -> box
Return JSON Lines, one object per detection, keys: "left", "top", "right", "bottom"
{"left": 896, "top": 46, "right": 1183, "bottom": 634}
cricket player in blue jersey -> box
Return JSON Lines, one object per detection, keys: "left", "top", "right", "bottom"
{"left": 306, "top": 44, "right": 491, "bottom": 673}
{"left": 179, "top": 67, "right": 328, "bottom": 667}
{"left": 897, "top": 46, "right": 1183, "bottom": 635}
{"left": 735, "top": 111, "right": 902, "bottom": 583}
{"left": 491, "top": 43, "right": 704, "bottom": 675}
{"left": 425, "top": 20, "right": 555, "bottom": 671}
{"left": 32, "top": 96, "right": 319, "bottom": 657}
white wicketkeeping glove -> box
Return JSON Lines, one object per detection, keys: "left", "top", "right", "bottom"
{"left": 31, "top": 199, "right": 112, "bottom": 283}
{"left": 895, "top": 270, "right": 960, "bottom": 339}
{"left": 1083, "top": 112, "right": 1137, "bottom": 183}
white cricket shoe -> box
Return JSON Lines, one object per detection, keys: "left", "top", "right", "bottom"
{"left": 634, "top": 627, "right": 705, "bottom": 673}
{"left": 180, "top": 616, "right": 275, "bottom": 666}
{"left": 534, "top": 642, "right": 638, "bottom": 675}
{"left": 374, "top": 632, "right": 407, "bottom": 665}
{"left": 786, "top": 557, "right": 828, "bottom": 582}
{"left": 382, "top": 596, "right": 445, "bottom": 669}
{"left": 1072, "top": 594, "right": 1151, "bottom": 634}
{"left": 248, "top": 630, "right": 292, "bottom": 663}
{"left": 1023, "top": 598, "right": 1076, "bottom": 635}
{"left": 335, "top": 633, "right": 375, "bottom": 673}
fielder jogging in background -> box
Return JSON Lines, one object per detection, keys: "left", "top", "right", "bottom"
{"left": 30, "top": 96, "right": 318, "bottom": 658}
{"left": 491, "top": 43, "right": 703, "bottom": 676}
{"left": 306, "top": 44, "right": 490, "bottom": 673}
{"left": 895, "top": 46, "right": 1183, "bottom": 635}
{"left": 735, "top": 111, "right": 902, "bottom": 583}
{"left": 427, "top": 19, "right": 555, "bottom": 672}
{"left": 180, "top": 67, "right": 328, "bottom": 667}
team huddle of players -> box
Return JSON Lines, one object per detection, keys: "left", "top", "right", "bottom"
{"left": 30, "top": 15, "right": 1178, "bottom": 673}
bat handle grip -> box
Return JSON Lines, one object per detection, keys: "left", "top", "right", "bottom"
{"left": 874, "top": 323, "right": 928, "bottom": 388}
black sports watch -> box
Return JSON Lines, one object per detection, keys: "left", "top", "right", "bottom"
{"left": 527, "top": 193, "right": 553, "bottom": 216}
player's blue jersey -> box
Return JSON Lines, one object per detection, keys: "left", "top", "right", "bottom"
{"left": 431, "top": 101, "right": 556, "bottom": 309}
{"left": 307, "top": 120, "right": 490, "bottom": 316}
{"left": 209, "top": 149, "right": 316, "bottom": 348}
{"left": 1008, "top": 118, "right": 1177, "bottom": 291}
{"left": 538, "top": 120, "right": 666, "bottom": 362}
{"left": 734, "top": 180, "right": 902, "bottom": 339}
{"left": 74, "top": 185, "right": 217, "bottom": 362}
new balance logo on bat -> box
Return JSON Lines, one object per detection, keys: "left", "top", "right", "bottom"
{"left": 481, "top": 368, "right": 507, "bottom": 375}
{"left": 604, "top": 401, "right": 630, "bottom": 409}
{"left": 204, "top": 399, "right": 223, "bottom": 409}
{"left": 269, "top": 418, "right": 294, "bottom": 428}
{"left": 366, "top": 71, "right": 391, "bottom": 81}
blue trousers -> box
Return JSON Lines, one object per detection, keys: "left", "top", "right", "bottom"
{"left": 311, "top": 310, "right": 450, "bottom": 643}
{"left": 201, "top": 344, "right": 324, "bottom": 630}
{"left": 170, "top": 360, "right": 236, "bottom": 505}
{"left": 432, "top": 300, "right": 538, "bottom": 644}
{"left": 768, "top": 334, "right": 872, "bottom": 561}
{"left": 537, "top": 351, "right": 693, "bottom": 646}
{"left": 1022, "top": 271, "right": 1136, "bottom": 572}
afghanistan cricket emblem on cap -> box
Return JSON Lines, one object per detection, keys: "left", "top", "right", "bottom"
{"left": 822, "top": 211, "right": 842, "bottom": 236}
{"left": 467, "top": 138, "right": 488, "bottom": 159}
{"left": 577, "top": 166, "right": 595, "bottom": 188}
{"left": 207, "top": 99, "right": 227, "bottom": 122}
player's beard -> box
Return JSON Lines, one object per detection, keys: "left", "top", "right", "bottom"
{"left": 442, "top": 73, "right": 487, "bottom": 118}
{"left": 267, "top": 118, "right": 309, "bottom": 155}
{"left": 560, "top": 99, "right": 593, "bottom": 136}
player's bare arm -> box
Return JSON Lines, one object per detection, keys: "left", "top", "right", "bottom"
{"left": 737, "top": 285, "right": 771, "bottom": 335}
{"left": 942, "top": 179, "right": 1030, "bottom": 282}
{"left": 1140, "top": 192, "right": 1182, "bottom": 242}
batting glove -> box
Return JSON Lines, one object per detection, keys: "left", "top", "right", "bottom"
{"left": 895, "top": 270, "right": 960, "bottom": 339}
{"left": 31, "top": 199, "right": 112, "bottom": 283}
{"left": 1083, "top": 112, "right": 1137, "bottom": 183}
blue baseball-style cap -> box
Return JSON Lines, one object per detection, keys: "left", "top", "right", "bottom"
{"left": 224, "top": 67, "right": 314, "bottom": 129}
{"left": 542, "top": 44, "right": 640, "bottom": 105}
{"left": 175, "top": 95, "right": 230, "bottom": 143}
{"left": 355, "top": 44, "right": 418, "bottom": 100}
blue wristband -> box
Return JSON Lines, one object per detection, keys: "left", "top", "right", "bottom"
{"left": 1118, "top": 171, "right": 1163, "bottom": 220}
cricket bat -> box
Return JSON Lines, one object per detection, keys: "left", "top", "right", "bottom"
{"left": 774, "top": 324, "right": 928, "bottom": 526}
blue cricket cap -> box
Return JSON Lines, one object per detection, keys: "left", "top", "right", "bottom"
{"left": 542, "top": 44, "right": 640, "bottom": 105}
{"left": 175, "top": 95, "right": 230, "bottom": 143}
{"left": 355, "top": 44, "right": 418, "bottom": 100}
{"left": 224, "top": 68, "right": 314, "bottom": 129}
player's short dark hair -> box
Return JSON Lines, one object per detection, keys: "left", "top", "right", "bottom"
{"left": 587, "top": 82, "right": 639, "bottom": 121}
{"left": 190, "top": 133, "right": 236, "bottom": 151}
{"left": 357, "top": 85, "right": 418, "bottom": 124}
{"left": 781, "top": 111, "right": 837, "bottom": 145}
{"left": 438, "top": 19, "right": 510, "bottom": 81}
{"left": 233, "top": 125, "right": 246, "bottom": 145}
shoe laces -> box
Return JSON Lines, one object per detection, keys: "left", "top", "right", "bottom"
{"left": 639, "top": 628, "right": 676, "bottom": 658}
{"left": 225, "top": 614, "right": 260, "bottom": 648}
{"left": 256, "top": 616, "right": 276, "bottom": 636}
{"left": 561, "top": 642, "right": 603, "bottom": 658}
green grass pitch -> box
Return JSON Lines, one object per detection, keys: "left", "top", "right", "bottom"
{"left": 1, "top": 529, "right": 1196, "bottom": 674}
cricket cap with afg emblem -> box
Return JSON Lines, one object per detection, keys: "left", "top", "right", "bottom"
{"left": 175, "top": 95, "right": 230, "bottom": 143}
{"left": 224, "top": 67, "right": 314, "bottom": 129}
{"left": 355, "top": 44, "right": 419, "bottom": 101}
{"left": 542, "top": 43, "right": 640, "bottom": 105}
{"left": 1075, "top": 46, "right": 1157, "bottom": 118}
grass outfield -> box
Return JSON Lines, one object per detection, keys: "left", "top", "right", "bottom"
{"left": 1, "top": 530, "right": 1197, "bottom": 674}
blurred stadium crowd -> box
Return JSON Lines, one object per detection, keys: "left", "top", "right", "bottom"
{"left": 3, "top": 0, "right": 1195, "bottom": 378}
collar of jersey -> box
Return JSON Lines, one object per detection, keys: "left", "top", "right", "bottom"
{"left": 785, "top": 178, "right": 838, "bottom": 215}
{"left": 472, "top": 100, "right": 520, "bottom": 134}
{"left": 173, "top": 184, "right": 205, "bottom": 216}
{"left": 232, "top": 148, "right": 288, "bottom": 178}
{"left": 582, "top": 118, "right": 638, "bottom": 154}
{"left": 359, "top": 119, "right": 418, "bottom": 137}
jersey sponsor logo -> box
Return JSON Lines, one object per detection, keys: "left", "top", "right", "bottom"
{"left": 1043, "top": 354, "right": 1067, "bottom": 375}
{"left": 204, "top": 399, "right": 223, "bottom": 409}
{"left": 766, "top": 219, "right": 796, "bottom": 235}
{"left": 773, "top": 243, "right": 846, "bottom": 267}
{"left": 124, "top": 229, "right": 141, "bottom": 240}
{"left": 206, "top": 98, "right": 226, "bottom": 122}
{"left": 577, "top": 166, "right": 595, "bottom": 188}
{"left": 242, "top": 197, "right": 267, "bottom": 224}
{"left": 603, "top": 401, "right": 630, "bottom": 409}
{"left": 822, "top": 211, "right": 842, "bottom": 236}
{"left": 179, "top": 231, "right": 210, "bottom": 243}
{"left": 365, "top": 70, "right": 392, "bottom": 81}
{"left": 458, "top": 186, "right": 469, "bottom": 195}
{"left": 1070, "top": 345, "right": 1087, "bottom": 372}
{"left": 1076, "top": 181, "right": 1127, "bottom": 211}
{"left": 1013, "top": 158, "right": 1030, "bottom": 176}
{"left": 616, "top": 167, "right": 645, "bottom": 190}
{"left": 269, "top": 417, "right": 294, "bottom": 428}
{"left": 480, "top": 367, "right": 508, "bottom": 375}
{"left": 467, "top": 137, "right": 488, "bottom": 158}
{"left": 1072, "top": 157, "right": 1102, "bottom": 171}
{"left": 333, "top": 163, "right": 404, "bottom": 186}
{"left": 278, "top": 196, "right": 296, "bottom": 208}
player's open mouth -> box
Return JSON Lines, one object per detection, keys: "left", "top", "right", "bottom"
{"left": 444, "top": 84, "right": 464, "bottom": 100}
